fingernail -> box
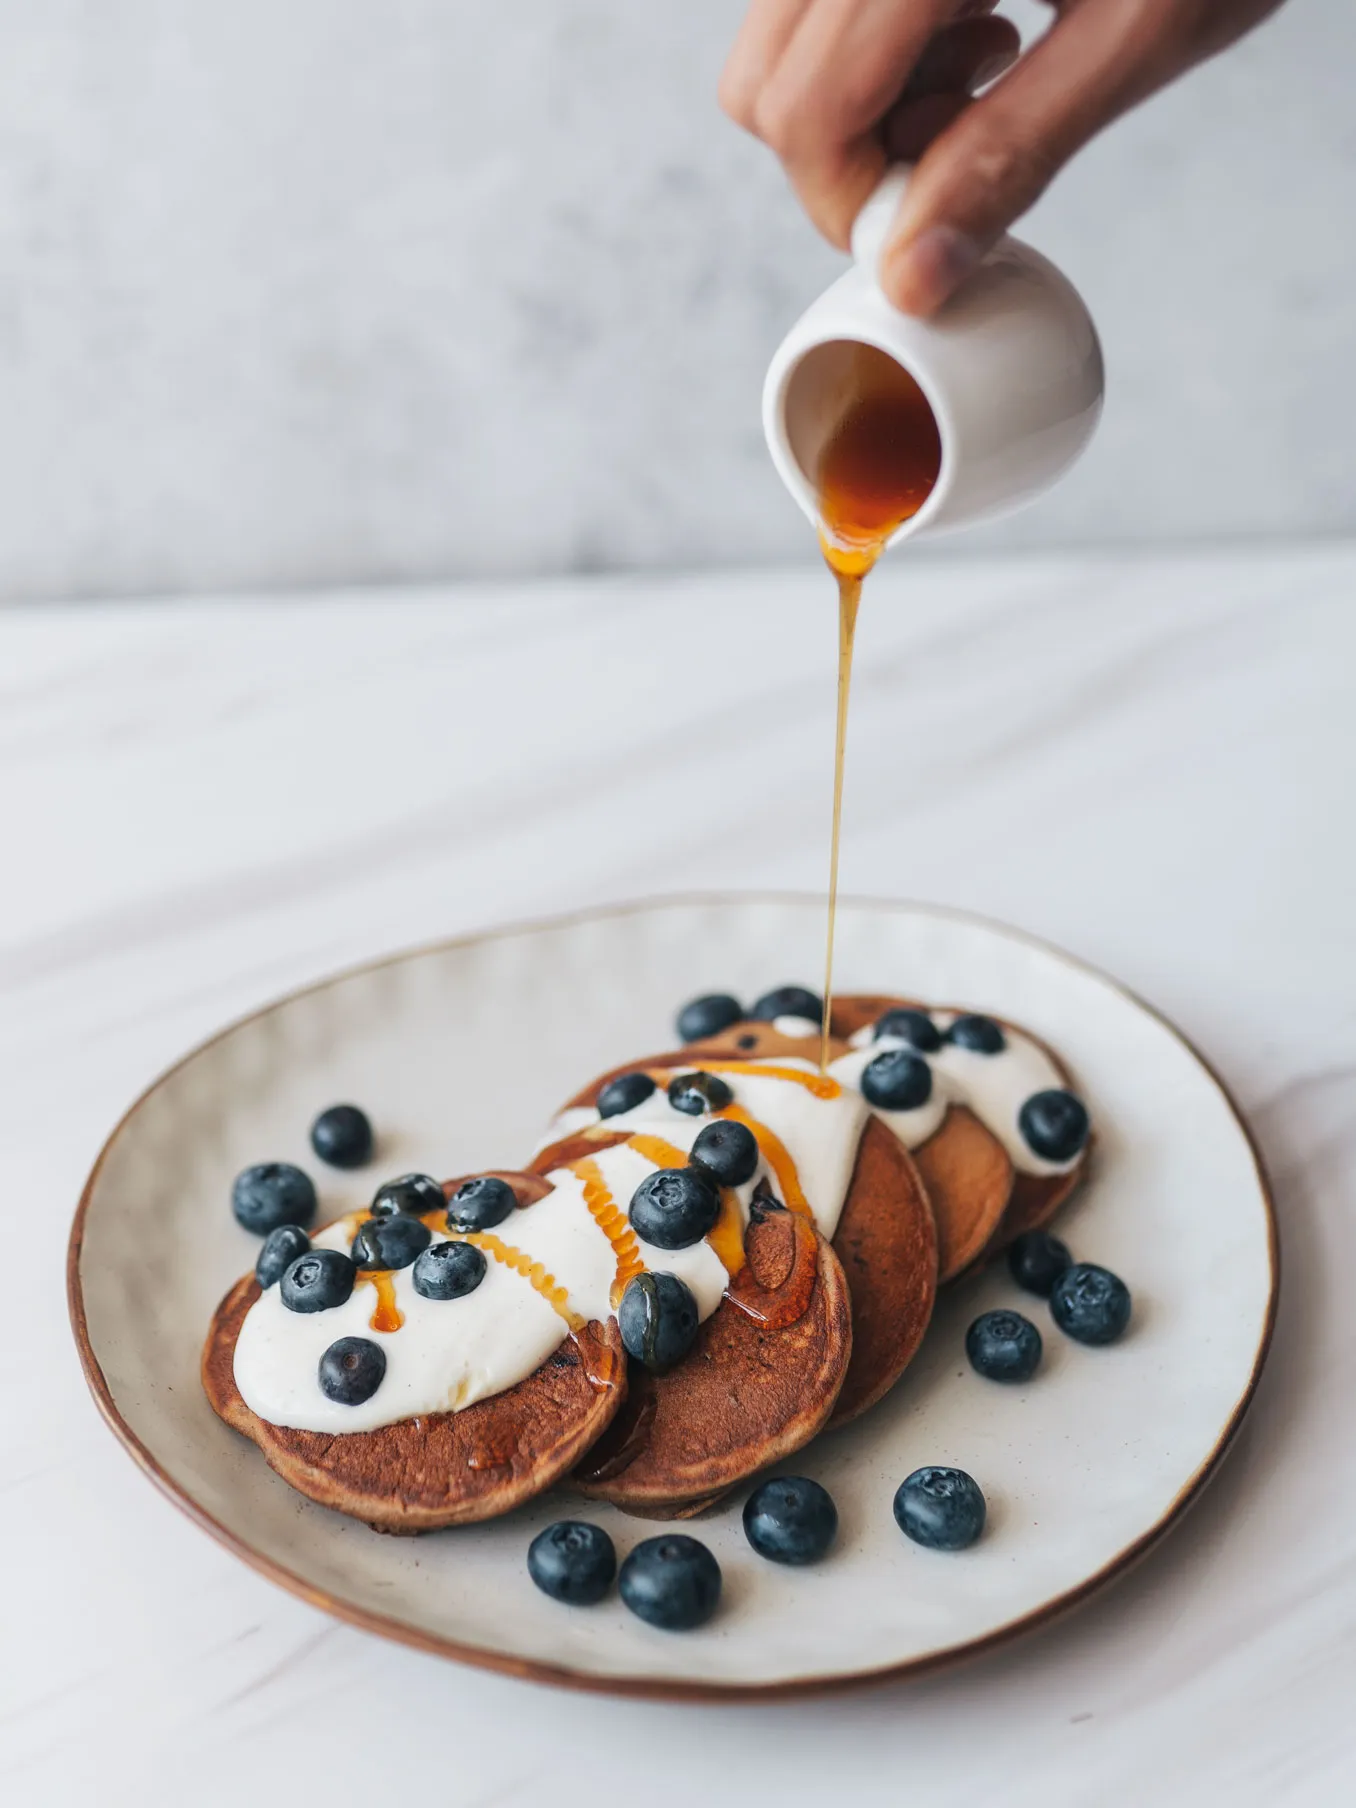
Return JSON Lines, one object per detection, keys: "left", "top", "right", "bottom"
{"left": 886, "top": 225, "right": 983, "bottom": 315}
{"left": 973, "top": 51, "right": 1017, "bottom": 89}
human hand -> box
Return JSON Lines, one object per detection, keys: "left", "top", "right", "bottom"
{"left": 720, "top": 0, "right": 1285, "bottom": 314}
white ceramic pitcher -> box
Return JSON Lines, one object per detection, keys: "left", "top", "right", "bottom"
{"left": 763, "top": 169, "right": 1104, "bottom": 547}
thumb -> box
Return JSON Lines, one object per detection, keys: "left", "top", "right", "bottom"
{"left": 879, "top": 0, "right": 1190, "bottom": 315}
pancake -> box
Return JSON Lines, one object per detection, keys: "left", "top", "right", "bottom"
{"left": 201, "top": 1171, "right": 626, "bottom": 1533}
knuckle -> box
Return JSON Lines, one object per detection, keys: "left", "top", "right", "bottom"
{"left": 717, "top": 67, "right": 758, "bottom": 133}
{"left": 751, "top": 87, "right": 802, "bottom": 160}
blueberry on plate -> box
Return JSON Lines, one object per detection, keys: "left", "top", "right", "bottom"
{"left": 666, "top": 1071, "right": 734, "bottom": 1116}
{"left": 318, "top": 1336, "right": 386, "bottom": 1405}
{"left": 966, "top": 1309, "right": 1042, "bottom": 1382}
{"left": 874, "top": 1008, "right": 942, "bottom": 1052}
{"left": 309, "top": 1103, "right": 374, "bottom": 1170}
{"left": 1018, "top": 1089, "right": 1090, "bottom": 1163}
{"left": 750, "top": 985, "right": 823, "bottom": 1026}
{"left": 446, "top": 1175, "right": 518, "bottom": 1233}
{"left": 231, "top": 1162, "right": 317, "bottom": 1236}
{"left": 618, "top": 1272, "right": 700, "bottom": 1371}
{"left": 628, "top": 1167, "right": 721, "bottom": 1250}
{"left": 255, "top": 1223, "right": 311, "bottom": 1289}
{"left": 528, "top": 1520, "right": 617, "bottom": 1606}
{"left": 860, "top": 1048, "right": 933, "bottom": 1111}
{"left": 619, "top": 1535, "right": 721, "bottom": 1630}
{"left": 1007, "top": 1229, "right": 1073, "bottom": 1297}
{"left": 1050, "top": 1263, "right": 1131, "bottom": 1345}
{"left": 675, "top": 994, "right": 744, "bottom": 1043}
{"left": 280, "top": 1248, "right": 356, "bottom": 1314}
{"left": 370, "top": 1173, "right": 444, "bottom": 1219}
{"left": 412, "top": 1238, "right": 487, "bottom": 1301}
{"left": 743, "top": 1476, "right": 838, "bottom": 1565}
{"left": 597, "top": 1071, "right": 657, "bottom": 1119}
{"left": 945, "top": 1014, "right": 1006, "bottom": 1055}
{"left": 689, "top": 1118, "right": 759, "bottom": 1186}
{"left": 893, "top": 1467, "right": 986, "bottom": 1551}
{"left": 351, "top": 1213, "right": 431, "bottom": 1271}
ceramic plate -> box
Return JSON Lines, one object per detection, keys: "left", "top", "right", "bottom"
{"left": 68, "top": 895, "right": 1276, "bottom": 1698}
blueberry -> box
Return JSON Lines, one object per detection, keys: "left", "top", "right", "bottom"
{"left": 860, "top": 1048, "right": 933, "bottom": 1111}
{"left": 619, "top": 1535, "right": 721, "bottom": 1631}
{"left": 946, "top": 1014, "right": 1006, "bottom": 1054}
{"left": 966, "top": 1309, "right": 1042, "bottom": 1382}
{"left": 750, "top": 986, "right": 823, "bottom": 1026}
{"left": 597, "top": 1071, "right": 657, "bottom": 1119}
{"left": 231, "top": 1162, "right": 317, "bottom": 1236}
{"left": 280, "top": 1248, "right": 355, "bottom": 1313}
{"left": 689, "top": 1118, "right": 759, "bottom": 1186}
{"left": 1019, "top": 1089, "right": 1090, "bottom": 1163}
{"left": 255, "top": 1224, "right": 311, "bottom": 1289}
{"left": 628, "top": 1167, "right": 721, "bottom": 1250}
{"left": 412, "top": 1238, "right": 487, "bottom": 1301}
{"left": 874, "top": 1008, "right": 942, "bottom": 1052}
{"left": 351, "top": 1213, "right": 431, "bottom": 1271}
{"left": 676, "top": 994, "right": 744, "bottom": 1043}
{"left": 527, "top": 1520, "right": 617, "bottom": 1606}
{"left": 1007, "top": 1229, "right": 1073, "bottom": 1297}
{"left": 893, "top": 1467, "right": 986, "bottom": 1551}
{"left": 743, "top": 1477, "right": 838, "bottom": 1566}
{"left": 370, "top": 1173, "right": 444, "bottom": 1219}
{"left": 666, "top": 1071, "right": 734, "bottom": 1116}
{"left": 318, "top": 1336, "right": 386, "bottom": 1405}
{"left": 308, "top": 1104, "right": 374, "bottom": 1170}
{"left": 618, "top": 1272, "right": 700, "bottom": 1371}
{"left": 1050, "top": 1263, "right": 1131, "bottom": 1345}
{"left": 446, "top": 1175, "right": 517, "bottom": 1233}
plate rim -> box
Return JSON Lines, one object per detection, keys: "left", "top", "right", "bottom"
{"left": 66, "top": 890, "right": 1280, "bottom": 1702}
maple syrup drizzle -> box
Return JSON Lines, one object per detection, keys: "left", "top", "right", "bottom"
{"left": 572, "top": 1155, "right": 646, "bottom": 1307}
{"left": 356, "top": 1269, "right": 404, "bottom": 1333}
{"left": 452, "top": 1230, "right": 583, "bottom": 1331}
{"left": 715, "top": 1103, "right": 813, "bottom": 1219}
{"left": 624, "top": 1133, "right": 694, "bottom": 1171}
{"left": 664, "top": 1060, "right": 842, "bottom": 1099}
{"left": 707, "top": 1186, "right": 747, "bottom": 1278}
{"left": 812, "top": 341, "right": 942, "bottom": 1070}
{"left": 725, "top": 1212, "right": 820, "bottom": 1330}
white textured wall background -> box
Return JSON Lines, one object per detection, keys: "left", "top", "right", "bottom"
{"left": 0, "top": 0, "right": 1349, "bottom": 601}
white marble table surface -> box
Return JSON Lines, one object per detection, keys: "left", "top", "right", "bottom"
{"left": 3, "top": 547, "right": 1353, "bottom": 1805}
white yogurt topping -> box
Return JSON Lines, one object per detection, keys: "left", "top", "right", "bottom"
{"left": 233, "top": 1059, "right": 869, "bottom": 1435}
{"left": 836, "top": 1011, "right": 1083, "bottom": 1176}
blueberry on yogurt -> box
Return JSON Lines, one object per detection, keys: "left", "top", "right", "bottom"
{"left": 750, "top": 985, "right": 823, "bottom": 1026}
{"left": 628, "top": 1167, "right": 720, "bottom": 1250}
{"left": 351, "top": 1213, "right": 430, "bottom": 1271}
{"left": 1018, "top": 1089, "right": 1091, "bottom": 1163}
{"left": 619, "top": 1535, "right": 722, "bottom": 1630}
{"left": 893, "top": 1467, "right": 986, "bottom": 1551}
{"left": 370, "top": 1173, "right": 444, "bottom": 1219}
{"left": 309, "top": 1103, "right": 374, "bottom": 1170}
{"left": 1050, "top": 1263, "right": 1131, "bottom": 1345}
{"left": 860, "top": 1048, "right": 933, "bottom": 1111}
{"left": 618, "top": 1272, "right": 700, "bottom": 1371}
{"left": 946, "top": 1014, "right": 1006, "bottom": 1054}
{"left": 255, "top": 1224, "right": 311, "bottom": 1289}
{"left": 676, "top": 994, "right": 744, "bottom": 1043}
{"left": 597, "top": 1071, "right": 657, "bottom": 1119}
{"left": 528, "top": 1521, "right": 617, "bottom": 1606}
{"left": 280, "top": 1248, "right": 356, "bottom": 1314}
{"left": 446, "top": 1175, "right": 517, "bottom": 1233}
{"left": 231, "top": 1162, "right": 317, "bottom": 1236}
{"left": 689, "top": 1118, "right": 759, "bottom": 1186}
{"left": 412, "top": 1238, "right": 487, "bottom": 1301}
{"left": 318, "top": 1336, "right": 386, "bottom": 1406}
{"left": 873, "top": 1008, "right": 942, "bottom": 1052}
{"left": 966, "top": 1309, "right": 1043, "bottom": 1383}
{"left": 743, "top": 1477, "right": 838, "bottom": 1565}
{"left": 666, "top": 1071, "right": 734, "bottom": 1116}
